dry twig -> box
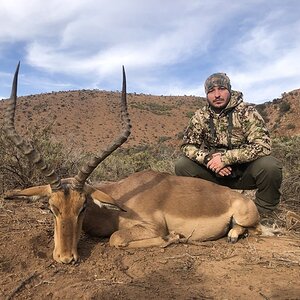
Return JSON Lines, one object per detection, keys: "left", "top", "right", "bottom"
{"left": 6, "top": 273, "right": 38, "bottom": 300}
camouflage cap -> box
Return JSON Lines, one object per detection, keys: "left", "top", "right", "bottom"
{"left": 204, "top": 73, "right": 231, "bottom": 94}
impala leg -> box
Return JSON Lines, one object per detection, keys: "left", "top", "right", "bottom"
{"left": 227, "top": 224, "right": 247, "bottom": 243}
{"left": 228, "top": 195, "right": 260, "bottom": 243}
{"left": 109, "top": 224, "right": 166, "bottom": 248}
{"left": 120, "top": 237, "right": 167, "bottom": 248}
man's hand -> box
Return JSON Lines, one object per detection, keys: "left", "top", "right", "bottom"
{"left": 206, "top": 153, "right": 232, "bottom": 176}
{"left": 216, "top": 166, "right": 232, "bottom": 177}
{"left": 206, "top": 153, "right": 224, "bottom": 172}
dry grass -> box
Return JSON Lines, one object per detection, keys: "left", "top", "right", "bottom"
{"left": 0, "top": 124, "right": 299, "bottom": 236}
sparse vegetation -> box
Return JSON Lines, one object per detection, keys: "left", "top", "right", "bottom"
{"left": 157, "top": 136, "right": 172, "bottom": 144}
{"left": 130, "top": 101, "right": 174, "bottom": 115}
{"left": 1, "top": 122, "right": 299, "bottom": 219}
{"left": 255, "top": 103, "right": 269, "bottom": 122}
{"left": 272, "top": 136, "right": 300, "bottom": 211}
{"left": 279, "top": 101, "right": 291, "bottom": 115}
{"left": 0, "top": 125, "right": 86, "bottom": 193}
{"left": 0, "top": 124, "right": 180, "bottom": 191}
{"left": 0, "top": 88, "right": 299, "bottom": 230}
{"left": 175, "top": 131, "right": 184, "bottom": 140}
{"left": 89, "top": 145, "right": 179, "bottom": 182}
{"left": 286, "top": 123, "right": 296, "bottom": 130}
{"left": 186, "top": 111, "right": 194, "bottom": 118}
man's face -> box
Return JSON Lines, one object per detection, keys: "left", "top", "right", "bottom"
{"left": 207, "top": 86, "right": 230, "bottom": 109}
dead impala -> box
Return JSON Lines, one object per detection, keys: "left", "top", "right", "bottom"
{"left": 4, "top": 63, "right": 260, "bottom": 264}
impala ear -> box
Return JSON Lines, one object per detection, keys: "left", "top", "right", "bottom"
{"left": 4, "top": 185, "right": 52, "bottom": 200}
{"left": 86, "top": 186, "right": 126, "bottom": 212}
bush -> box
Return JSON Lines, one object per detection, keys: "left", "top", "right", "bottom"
{"left": 272, "top": 136, "right": 300, "bottom": 207}
{"left": 176, "top": 131, "right": 184, "bottom": 140}
{"left": 157, "top": 136, "right": 172, "bottom": 144}
{"left": 0, "top": 125, "right": 85, "bottom": 193}
{"left": 272, "top": 137, "right": 300, "bottom": 176}
{"left": 279, "top": 101, "right": 291, "bottom": 115}
{"left": 186, "top": 111, "right": 194, "bottom": 118}
{"left": 130, "top": 101, "right": 174, "bottom": 116}
{"left": 90, "top": 145, "right": 180, "bottom": 182}
{"left": 255, "top": 103, "right": 269, "bottom": 122}
{"left": 286, "top": 123, "right": 296, "bottom": 130}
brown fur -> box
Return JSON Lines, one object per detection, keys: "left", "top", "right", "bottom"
{"left": 5, "top": 170, "right": 260, "bottom": 263}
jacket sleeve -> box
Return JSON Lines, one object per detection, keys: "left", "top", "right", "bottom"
{"left": 221, "top": 107, "right": 271, "bottom": 165}
{"left": 180, "top": 113, "right": 210, "bottom": 165}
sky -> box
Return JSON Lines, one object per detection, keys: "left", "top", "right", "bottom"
{"left": 0, "top": 0, "right": 300, "bottom": 104}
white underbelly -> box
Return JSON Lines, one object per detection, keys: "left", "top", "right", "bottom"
{"left": 165, "top": 213, "right": 232, "bottom": 241}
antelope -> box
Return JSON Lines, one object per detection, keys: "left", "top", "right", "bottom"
{"left": 4, "top": 63, "right": 260, "bottom": 264}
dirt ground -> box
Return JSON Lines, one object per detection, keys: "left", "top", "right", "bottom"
{"left": 0, "top": 197, "right": 299, "bottom": 300}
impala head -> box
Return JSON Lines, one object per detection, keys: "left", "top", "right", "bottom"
{"left": 4, "top": 62, "right": 131, "bottom": 263}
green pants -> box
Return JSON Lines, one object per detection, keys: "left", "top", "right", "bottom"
{"left": 175, "top": 156, "right": 282, "bottom": 213}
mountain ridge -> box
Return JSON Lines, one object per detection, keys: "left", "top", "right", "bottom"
{"left": 0, "top": 88, "right": 299, "bottom": 153}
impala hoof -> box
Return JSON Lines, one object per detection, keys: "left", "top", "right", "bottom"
{"left": 227, "top": 229, "right": 239, "bottom": 243}
{"left": 227, "top": 236, "right": 238, "bottom": 243}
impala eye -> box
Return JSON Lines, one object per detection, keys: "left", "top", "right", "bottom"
{"left": 79, "top": 201, "right": 87, "bottom": 215}
{"left": 49, "top": 205, "right": 60, "bottom": 217}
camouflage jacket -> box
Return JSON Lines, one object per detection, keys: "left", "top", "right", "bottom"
{"left": 181, "top": 91, "right": 271, "bottom": 166}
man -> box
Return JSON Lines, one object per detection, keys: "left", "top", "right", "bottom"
{"left": 175, "top": 73, "right": 282, "bottom": 215}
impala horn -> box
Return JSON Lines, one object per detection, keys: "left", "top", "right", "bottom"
{"left": 74, "top": 66, "right": 131, "bottom": 189}
{"left": 4, "top": 62, "right": 62, "bottom": 191}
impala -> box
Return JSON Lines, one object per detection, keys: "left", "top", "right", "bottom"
{"left": 4, "top": 63, "right": 260, "bottom": 264}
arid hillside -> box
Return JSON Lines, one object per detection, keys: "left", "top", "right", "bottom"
{"left": 0, "top": 91, "right": 204, "bottom": 153}
{"left": 256, "top": 88, "right": 300, "bottom": 137}
{"left": 0, "top": 88, "right": 299, "bottom": 153}
{"left": 1, "top": 89, "right": 299, "bottom": 300}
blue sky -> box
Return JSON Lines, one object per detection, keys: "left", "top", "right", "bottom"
{"left": 1, "top": 0, "right": 300, "bottom": 103}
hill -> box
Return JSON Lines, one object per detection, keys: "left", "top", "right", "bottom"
{"left": 0, "top": 91, "right": 203, "bottom": 152}
{"left": 256, "top": 88, "right": 300, "bottom": 137}
{"left": 1, "top": 89, "right": 299, "bottom": 300}
{"left": 0, "top": 88, "right": 299, "bottom": 153}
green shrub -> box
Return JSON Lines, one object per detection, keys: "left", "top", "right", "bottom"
{"left": 272, "top": 137, "right": 300, "bottom": 175}
{"left": 130, "top": 101, "right": 174, "bottom": 116}
{"left": 272, "top": 136, "right": 300, "bottom": 206}
{"left": 255, "top": 104, "right": 269, "bottom": 122}
{"left": 90, "top": 145, "right": 180, "bottom": 182}
{"left": 279, "top": 101, "right": 291, "bottom": 115}
{"left": 0, "top": 125, "right": 85, "bottom": 193}
{"left": 157, "top": 136, "right": 172, "bottom": 144}
{"left": 186, "top": 111, "right": 194, "bottom": 118}
{"left": 286, "top": 123, "right": 296, "bottom": 130}
{"left": 176, "top": 131, "right": 184, "bottom": 140}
